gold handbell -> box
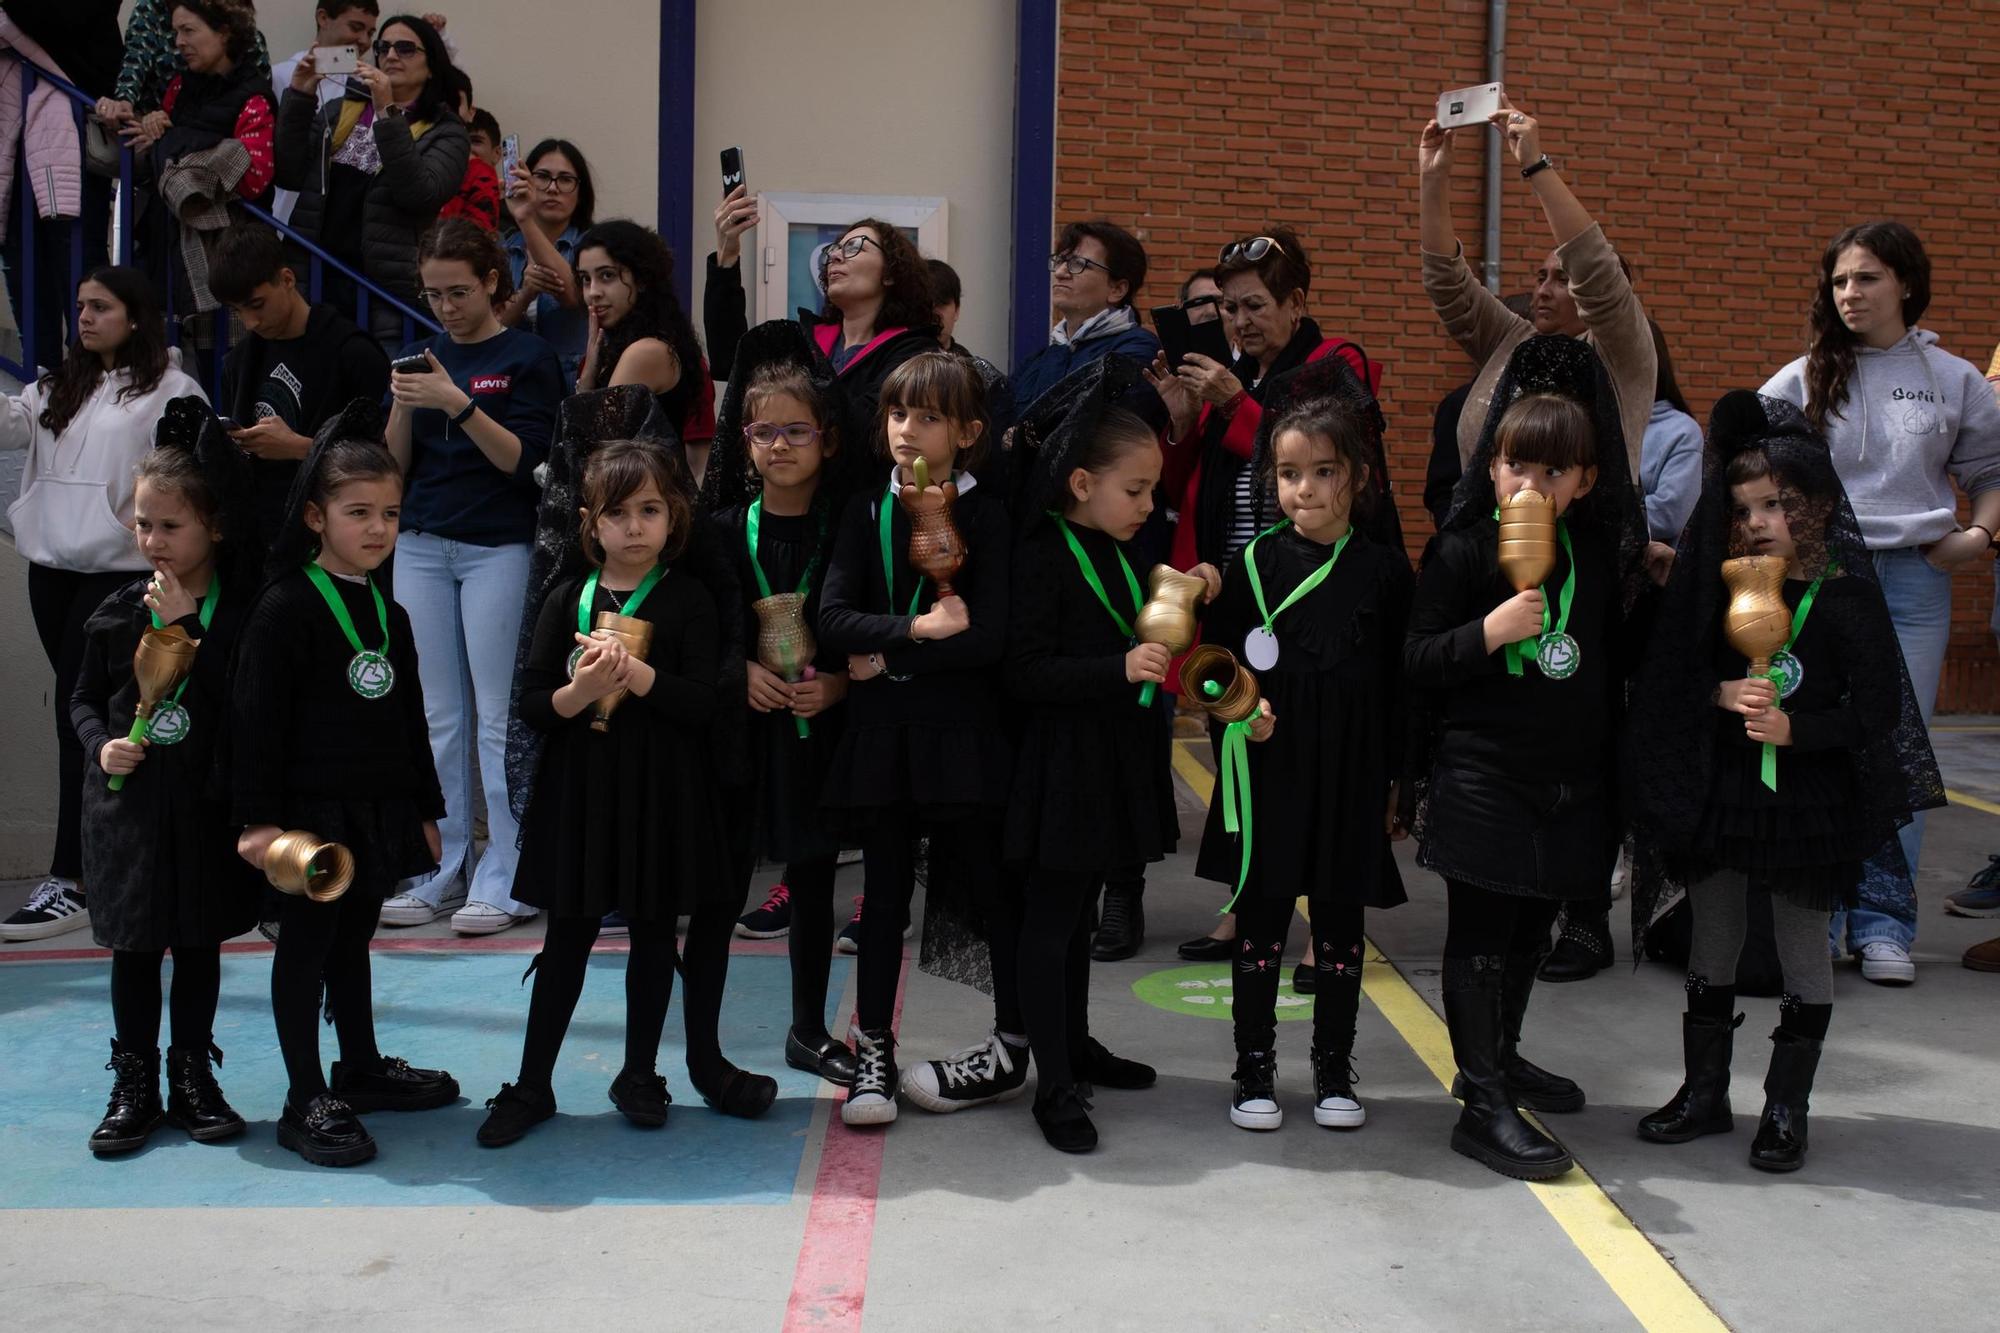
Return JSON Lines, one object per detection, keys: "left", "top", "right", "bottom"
{"left": 753, "top": 591, "right": 816, "bottom": 681}
{"left": 898, "top": 457, "right": 968, "bottom": 599}
{"left": 1133, "top": 565, "right": 1206, "bottom": 656}
{"left": 264, "top": 830, "right": 355, "bottom": 903}
{"left": 1721, "top": 555, "right": 1792, "bottom": 676}
{"left": 1179, "top": 644, "right": 1261, "bottom": 724}
{"left": 131, "top": 624, "right": 199, "bottom": 724}
{"left": 1496, "top": 487, "right": 1560, "bottom": 592}
{"left": 589, "top": 610, "right": 655, "bottom": 732}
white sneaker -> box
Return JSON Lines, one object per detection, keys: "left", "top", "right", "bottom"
{"left": 900, "top": 1030, "right": 1030, "bottom": 1113}
{"left": 378, "top": 891, "right": 463, "bottom": 927}
{"left": 0, "top": 877, "right": 91, "bottom": 942}
{"left": 451, "top": 902, "right": 537, "bottom": 936}
{"left": 1858, "top": 940, "right": 1916, "bottom": 986}
{"left": 1228, "top": 1053, "right": 1282, "bottom": 1131}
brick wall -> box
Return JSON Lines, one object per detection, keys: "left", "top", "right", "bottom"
{"left": 1053, "top": 0, "right": 2000, "bottom": 710}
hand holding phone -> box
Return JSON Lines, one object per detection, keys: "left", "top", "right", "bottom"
{"left": 310, "top": 45, "right": 360, "bottom": 77}
{"left": 500, "top": 134, "right": 521, "bottom": 192}
{"left": 389, "top": 351, "right": 433, "bottom": 376}
{"left": 1152, "top": 302, "right": 1231, "bottom": 371}
{"left": 720, "top": 146, "right": 746, "bottom": 198}
{"left": 1436, "top": 82, "right": 1502, "bottom": 129}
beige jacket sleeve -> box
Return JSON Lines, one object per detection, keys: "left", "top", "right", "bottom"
{"left": 1422, "top": 244, "right": 1532, "bottom": 368}
{"left": 1560, "top": 223, "right": 1655, "bottom": 477}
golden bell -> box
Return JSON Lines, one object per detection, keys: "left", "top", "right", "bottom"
{"left": 1133, "top": 565, "right": 1206, "bottom": 656}
{"left": 1497, "top": 488, "right": 1559, "bottom": 593}
{"left": 753, "top": 591, "right": 817, "bottom": 681}
{"left": 1179, "top": 643, "right": 1261, "bottom": 724}
{"left": 897, "top": 464, "right": 968, "bottom": 599}
{"left": 264, "top": 830, "right": 355, "bottom": 903}
{"left": 131, "top": 624, "right": 199, "bottom": 724}
{"left": 589, "top": 610, "right": 655, "bottom": 732}
{"left": 1721, "top": 555, "right": 1792, "bottom": 676}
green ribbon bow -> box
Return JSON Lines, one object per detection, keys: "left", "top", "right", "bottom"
{"left": 1217, "top": 716, "right": 1257, "bottom": 912}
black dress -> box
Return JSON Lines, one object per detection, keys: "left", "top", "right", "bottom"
{"left": 231, "top": 568, "right": 444, "bottom": 895}
{"left": 717, "top": 501, "right": 847, "bottom": 863}
{"left": 817, "top": 476, "right": 1013, "bottom": 828}
{"left": 1002, "top": 520, "right": 1177, "bottom": 872}
{"left": 511, "top": 569, "right": 729, "bottom": 920}
{"left": 1195, "top": 526, "right": 1412, "bottom": 909}
{"left": 1404, "top": 515, "right": 1624, "bottom": 900}
{"left": 75, "top": 580, "right": 262, "bottom": 951}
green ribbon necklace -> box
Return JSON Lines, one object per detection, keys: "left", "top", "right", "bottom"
{"left": 1752, "top": 567, "right": 1829, "bottom": 792}
{"left": 1241, "top": 520, "right": 1351, "bottom": 672}
{"left": 107, "top": 572, "right": 218, "bottom": 791}
{"left": 748, "top": 498, "right": 827, "bottom": 739}
{"left": 303, "top": 562, "right": 395, "bottom": 699}
{"left": 1493, "top": 512, "right": 1579, "bottom": 679}
{"left": 1052, "top": 514, "right": 1152, "bottom": 706}
{"left": 877, "top": 482, "right": 927, "bottom": 618}
{"left": 569, "top": 563, "right": 666, "bottom": 678}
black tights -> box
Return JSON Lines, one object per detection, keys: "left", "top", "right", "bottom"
{"left": 270, "top": 887, "right": 383, "bottom": 1107}
{"left": 110, "top": 946, "right": 222, "bottom": 1052}
{"left": 854, "top": 819, "right": 1023, "bottom": 1036}
{"left": 1232, "top": 897, "right": 1366, "bottom": 1055}
{"left": 1017, "top": 867, "right": 1099, "bottom": 1091}
{"left": 784, "top": 854, "right": 840, "bottom": 1039}
{"left": 519, "top": 915, "right": 677, "bottom": 1089}
{"left": 1444, "top": 881, "right": 1562, "bottom": 964}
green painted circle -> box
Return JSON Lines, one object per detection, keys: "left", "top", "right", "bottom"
{"left": 1130, "top": 961, "right": 1314, "bottom": 1022}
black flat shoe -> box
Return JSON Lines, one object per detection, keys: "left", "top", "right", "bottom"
{"left": 1539, "top": 925, "right": 1613, "bottom": 982}
{"left": 1078, "top": 1037, "right": 1155, "bottom": 1090}
{"left": 1177, "top": 933, "right": 1235, "bottom": 963}
{"left": 785, "top": 1028, "right": 857, "bottom": 1087}
{"left": 692, "top": 1061, "right": 779, "bottom": 1119}
{"left": 277, "top": 1094, "right": 375, "bottom": 1167}
{"left": 330, "top": 1055, "right": 459, "bottom": 1112}
{"left": 1032, "top": 1084, "right": 1098, "bottom": 1153}
{"left": 609, "top": 1068, "right": 671, "bottom": 1127}
{"left": 477, "top": 1082, "right": 556, "bottom": 1147}
{"left": 1291, "top": 962, "right": 1317, "bottom": 995}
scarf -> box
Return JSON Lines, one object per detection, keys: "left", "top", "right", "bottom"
{"left": 1049, "top": 303, "right": 1137, "bottom": 349}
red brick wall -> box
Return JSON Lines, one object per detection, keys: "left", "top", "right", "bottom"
{"left": 1053, "top": 0, "right": 2000, "bottom": 710}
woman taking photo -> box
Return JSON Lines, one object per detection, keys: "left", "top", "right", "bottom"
{"left": 501, "top": 139, "right": 596, "bottom": 387}
{"left": 274, "top": 14, "right": 469, "bottom": 344}
{"left": 0, "top": 269, "right": 205, "bottom": 943}
{"left": 380, "top": 218, "right": 565, "bottom": 936}
{"left": 1761, "top": 220, "right": 2000, "bottom": 984}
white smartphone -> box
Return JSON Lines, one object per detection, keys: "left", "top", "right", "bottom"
{"left": 311, "top": 44, "right": 360, "bottom": 76}
{"left": 1437, "top": 82, "right": 1503, "bottom": 129}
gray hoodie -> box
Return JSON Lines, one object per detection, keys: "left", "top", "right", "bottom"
{"left": 1762, "top": 329, "right": 2000, "bottom": 550}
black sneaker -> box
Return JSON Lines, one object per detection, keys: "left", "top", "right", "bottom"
{"left": 166, "top": 1043, "right": 245, "bottom": 1142}
{"left": 1078, "top": 1037, "right": 1155, "bottom": 1090}
{"left": 88, "top": 1040, "right": 162, "bottom": 1155}
{"left": 277, "top": 1094, "right": 375, "bottom": 1167}
{"left": 1, "top": 877, "right": 90, "bottom": 942}
{"left": 330, "top": 1055, "right": 460, "bottom": 1112}
{"left": 835, "top": 895, "right": 912, "bottom": 955}
{"left": 785, "top": 1028, "right": 857, "bottom": 1087}
{"left": 1230, "top": 1050, "right": 1282, "bottom": 1131}
{"left": 477, "top": 1082, "right": 556, "bottom": 1146}
{"left": 900, "top": 1029, "right": 1030, "bottom": 1113}
{"left": 841, "top": 1026, "right": 899, "bottom": 1126}
{"left": 735, "top": 883, "right": 793, "bottom": 939}
{"left": 1032, "top": 1084, "right": 1098, "bottom": 1152}
{"left": 1311, "top": 1048, "right": 1366, "bottom": 1129}
{"left": 609, "top": 1068, "right": 671, "bottom": 1126}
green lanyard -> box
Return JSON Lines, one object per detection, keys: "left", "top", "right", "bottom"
{"left": 746, "top": 498, "right": 826, "bottom": 600}
{"left": 1776, "top": 571, "right": 1826, "bottom": 661}
{"left": 1753, "top": 567, "right": 1830, "bottom": 792}
{"left": 577, "top": 563, "right": 667, "bottom": 635}
{"left": 1243, "top": 520, "right": 1351, "bottom": 637}
{"left": 877, "top": 484, "right": 926, "bottom": 617}
{"left": 304, "top": 561, "right": 390, "bottom": 655}
{"left": 1053, "top": 514, "right": 1150, "bottom": 707}
{"left": 149, "top": 573, "right": 219, "bottom": 713}
{"left": 1494, "top": 513, "right": 1577, "bottom": 677}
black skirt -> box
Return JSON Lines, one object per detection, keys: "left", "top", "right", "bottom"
{"left": 1005, "top": 701, "right": 1176, "bottom": 872}
{"left": 1417, "top": 762, "right": 1617, "bottom": 901}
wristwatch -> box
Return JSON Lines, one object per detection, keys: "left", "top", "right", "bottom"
{"left": 1521, "top": 155, "right": 1556, "bottom": 180}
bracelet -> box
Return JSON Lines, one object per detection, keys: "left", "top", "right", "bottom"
{"left": 449, "top": 398, "right": 478, "bottom": 426}
{"left": 1964, "top": 523, "right": 1994, "bottom": 546}
{"left": 1521, "top": 155, "right": 1555, "bottom": 180}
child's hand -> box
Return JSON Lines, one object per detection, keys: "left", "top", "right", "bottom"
{"left": 1187, "top": 562, "right": 1224, "bottom": 603}
{"left": 569, "top": 634, "right": 625, "bottom": 699}
{"left": 1644, "top": 541, "right": 1676, "bottom": 586}
{"left": 422, "top": 820, "right": 442, "bottom": 863}
{"left": 145, "top": 566, "right": 198, "bottom": 624}
{"left": 1718, "top": 677, "right": 1777, "bottom": 715}
{"left": 237, "top": 824, "right": 282, "bottom": 870}
{"left": 1247, "top": 698, "right": 1276, "bottom": 742}
{"left": 1386, "top": 783, "right": 1408, "bottom": 842}
{"left": 747, "top": 660, "right": 795, "bottom": 712}
{"left": 911, "top": 594, "right": 970, "bottom": 642}
{"left": 792, "top": 671, "right": 846, "bottom": 719}
{"left": 1125, "top": 642, "right": 1172, "bottom": 685}
{"left": 1482, "top": 588, "right": 1545, "bottom": 654}
{"left": 100, "top": 738, "right": 147, "bottom": 775}
{"left": 847, "top": 652, "right": 884, "bottom": 682}
{"left": 1744, "top": 705, "right": 1792, "bottom": 747}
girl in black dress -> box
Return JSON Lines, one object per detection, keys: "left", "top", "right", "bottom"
{"left": 1405, "top": 336, "right": 1647, "bottom": 1181}
{"left": 1625, "top": 392, "right": 1943, "bottom": 1171}
{"left": 76, "top": 399, "right": 263, "bottom": 1154}
{"left": 478, "top": 437, "right": 762, "bottom": 1146}
{"left": 233, "top": 410, "right": 457, "bottom": 1168}
{"left": 1196, "top": 392, "right": 1413, "bottom": 1135}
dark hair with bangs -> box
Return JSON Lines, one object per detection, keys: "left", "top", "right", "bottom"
{"left": 1263, "top": 396, "right": 1375, "bottom": 519}
{"left": 745, "top": 363, "right": 838, "bottom": 452}
{"left": 877, "top": 351, "right": 991, "bottom": 473}
{"left": 1494, "top": 393, "right": 1597, "bottom": 471}
{"left": 579, "top": 439, "right": 691, "bottom": 566}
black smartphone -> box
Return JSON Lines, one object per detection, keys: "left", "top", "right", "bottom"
{"left": 1152, "top": 303, "right": 1231, "bottom": 370}
{"left": 389, "top": 352, "right": 431, "bottom": 376}
{"left": 720, "top": 146, "right": 745, "bottom": 198}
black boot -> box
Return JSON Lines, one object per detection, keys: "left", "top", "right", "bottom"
{"left": 1091, "top": 888, "right": 1144, "bottom": 962}
{"left": 89, "top": 1039, "right": 163, "bottom": 1155}
{"left": 1538, "top": 906, "right": 1614, "bottom": 982}
{"left": 1448, "top": 950, "right": 1586, "bottom": 1112}
{"left": 1638, "top": 1013, "right": 1741, "bottom": 1143}
{"left": 166, "top": 1043, "right": 246, "bottom": 1142}
{"left": 1443, "top": 956, "right": 1572, "bottom": 1180}
{"left": 1749, "top": 1028, "right": 1823, "bottom": 1172}
{"left": 277, "top": 1093, "right": 376, "bottom": 1167}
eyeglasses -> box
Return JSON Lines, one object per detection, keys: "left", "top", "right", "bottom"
{"left": 1049, "top": 252, "right": 1112, "bottom": 278}
{"left": 373, "top": 38, "right": 421, "bottom": 58}
{"left": 531, "top": 169, "right": 580, "bottom": 194}
{"left": 822, "top": 235, "right": 882, "bottom": 266}
{"left": 1181, "top": 293, "right": 1221, "bottom": 313}
{"left": 1219, "top": 236, "right": 1287, "bottom": 265}
{"left": 748, "top": 422, "right": 824, "bottom": 448}
{"left": 418, "top": 285, "right": 479, "bottom": 306}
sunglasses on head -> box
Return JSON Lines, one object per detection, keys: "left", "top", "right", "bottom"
{"left": 1219, "top": 236, "right": 1287, "bottom": 265}
{"left": 374, "top": 38, "right": 422, "bottom": 58}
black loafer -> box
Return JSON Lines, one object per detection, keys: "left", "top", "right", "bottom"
{"left": 477, "top": 1082, "right": 556, "bottom": 1147}
{"left": 330, "top": 1055, "right": 459, "bottom": 1112}
{"left": 1078, "top": 1037, "right": 1155, "bottom": 1090}
{"left": 277, "top": 1094, "right": 376, "bottom": 1167}
{"left": 609, "top": 1068, "right": 671, "bottom": 1127}
{"left": 786, "top": 1028, "right": 857, "bottom": 1087}
{"left": 1292, "top": 962, "right": 1317, "bottom": 995}
{"left": 1177, "top": 933, "right": 1235, "bottom": 963}
{"left": 692, "top": 1062, "right": 779, "bottom": 1120}
{"left": 1032, "top": 1085, "right": 1098, "bottom": 1153}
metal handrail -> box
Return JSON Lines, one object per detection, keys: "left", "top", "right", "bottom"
{"left": 2, "top": 54, "right": 439, "bottom": 391}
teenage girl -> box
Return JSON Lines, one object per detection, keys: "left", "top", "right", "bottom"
{"left": 75, "top": 401, "right": 263, "bottom": 1154}
{"left": 233, "top": 413, "right": 458, "bottom": 1168}
{"left": 1196, "top": 394, "right": 1412, "bottom": 1134}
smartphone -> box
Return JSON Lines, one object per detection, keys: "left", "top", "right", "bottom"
{"left": 720, "top": 146, "right": 746, "bottom": 198}
{"left": 310, "top": 44, "right": 360, "bottom": 76}
{"left": 499, "top": 134, "right": 520, "bottom": 187}
{"left": 389, "top": 352, "right": 431, "bottom": 376}
{"left": 1152, "top": 303, "right": 1231, "bottom": 370}
{"left": 1437, "top": 82, "right": 1503, "bottom": 129}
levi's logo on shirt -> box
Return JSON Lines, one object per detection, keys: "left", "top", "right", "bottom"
{"left": 468, "top": 374, "right": 512, "bottom": 395}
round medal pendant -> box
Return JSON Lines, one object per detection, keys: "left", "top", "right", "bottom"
{"left": 1768, "top": 650, "right": 1804, "bottom": 700}
{"left": 148, "top": 701, "right": 191, "bottom": 746}
{"left": 1243, "top": 626, "right": 1281, "bottom": 672}
{"left": 1535, "top": 631, "right": 1582, "bottom": 680}
{"left": 348, "top": 650, "right": 395, "bottom": 699}
{"left": 566, "top": 644, "right": 586, "bottom": 679}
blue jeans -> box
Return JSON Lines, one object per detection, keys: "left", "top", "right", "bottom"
{"left": 393, "top": 532, "right": 534, "bottom": 915}
{"left": 1833, "top": 548, "right": 1951, "bottom": 952}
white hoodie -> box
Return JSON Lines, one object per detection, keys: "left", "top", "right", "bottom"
{"left": 2, "top": 352, "right": 206, "bottom": 572}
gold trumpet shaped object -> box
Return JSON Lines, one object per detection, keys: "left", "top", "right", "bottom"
{"left": 753, "top": 591, "right": 817, "bottom": 681}
{"left": 1133, "top": 565, "right": 1206, "bottom": 656}
{"left": 264, "top": 830, "right": 355, "bottom": 903}
{"left": 589, "top": 610, "right": 655, "bottom": 732}
{"left": 1497, "top": 488, "right": 1560, "bottom": 593}
{"left": 1179, "top": 643, "right": 1261, "bottom": 724}
{"left": 898, "top": 457, "right": 968, "bottom": 599}
{"left": 131, "top": 624, "right": 199, "bottom": 723}
{"left": 1721, "top": 555, "right": 1792, "bottom": 676}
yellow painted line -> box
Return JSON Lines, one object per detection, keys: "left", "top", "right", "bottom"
{"left": 1934, "top": 724, "right": 2000, "bottom": 733}
{"left": 1175, "top": 739, "right": 1727, "bottom": 1331}
{"left": 1946, "top": 788, "right": 2000, "bottom": 818}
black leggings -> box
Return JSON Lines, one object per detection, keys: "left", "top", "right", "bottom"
{"left": 854, "top": 819, "right": 1022, "bottom": 1036}
{"left": 270, "top": 886, "right": 383, "bottom": 1107}
{"left": 110, "top": 946, "right": 222, "bottom": 1052}
{"left": 1232, "top": 897, "right": 1366, "bottom": 1055}
{"left": 784, "top": 854, "right": 841, "bottom": 1038}
{"left": 28, "top": 563, "right": 131, "bottom": 881}
{"left": 1017, "top": 867, "right": 1101, "bottom": 1091}
{"left": 1444, "top": 881, "right": 1562, "bottom": 964}
{"left": 519, "top": 914, "right": 679, "bottom": 1089}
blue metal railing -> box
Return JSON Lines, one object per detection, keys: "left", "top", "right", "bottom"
{"left": 3, "top": 57, "right": 438, "bottom": 395}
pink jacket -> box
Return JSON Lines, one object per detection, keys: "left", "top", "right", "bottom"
{"left": 0, "top": 18, "right": 83, "bottom": 242}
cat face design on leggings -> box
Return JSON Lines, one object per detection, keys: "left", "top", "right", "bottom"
{"left": 1319, "top": 941, "right": 1363, "bottom": 977}
{"left": 1237, "top": 940, "right": 1282, "bottom": 977}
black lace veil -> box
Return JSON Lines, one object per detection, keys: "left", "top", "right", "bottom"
{"left": 154, "top": 395, "right": 267, "bottom": 591}
{"left": 1008, "top": 352, "right": 1149, "bottom": 533}
{"left": 261, "top": 399, "right": 389, "bottom": 584}
{"left": 1245, "top": 351, "right": 1404, "bottom": 553}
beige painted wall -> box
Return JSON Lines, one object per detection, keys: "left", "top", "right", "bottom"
{"left": 0, "top": 541, "right": 59, "bottom": 878}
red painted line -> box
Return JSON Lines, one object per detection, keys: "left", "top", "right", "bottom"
{"left": 0, "top": 934, "right": 794, "bottom": 963}
{"left": 782, "top": 957, "right": 907, "bottom": 1332}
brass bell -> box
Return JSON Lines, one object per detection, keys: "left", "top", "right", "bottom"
{"left": 1133, "top": 565, "right": 1206, "bottom": 657}
{"left": 898, "top": 457, "right": 968, "bottom": 598}
{"left": 753, "top": 591, "right": 816, "bottom": 681}
{"left": 264, "top": 830, "right": 355, "bottom": 903}
{"left": 1721, "top": 555, "right": 1791, "bottom": 676}
{"left": 589, "top": 611, "right": 655, "bottom": 732}
{"left": 108, "top": 625, "right": 200, "bottom": 792}
{"left": 1496, "top": 487, "right": 1559, "bottom": 593}
{"left": 1179, "top": 644, "right": 1261, "bottom": 724}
